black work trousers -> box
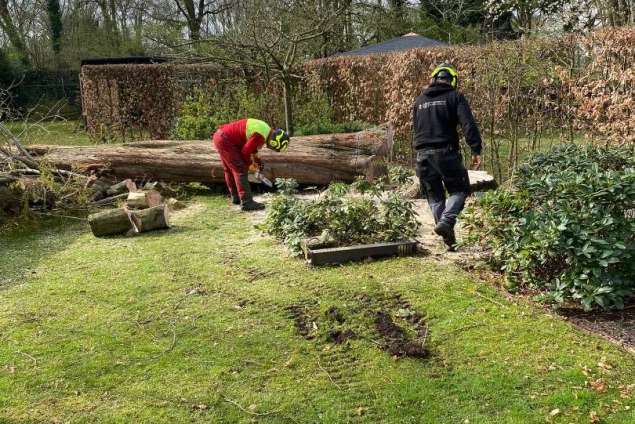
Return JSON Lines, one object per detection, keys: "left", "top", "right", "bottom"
{"left": 415, "top": 148, "right": 470, "bottom": 228}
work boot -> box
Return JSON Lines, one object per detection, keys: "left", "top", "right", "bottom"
{"left": 230, "top": 192, "right": 241, "bottom": 205}
{"left": 237, "top": 173, "right": 265, "bottom": 211}
{"left": 434, "top": 222, "right": 457, "bottom": 252}
{"left": 241, "top": 199, "right": 265, "bottom": 211}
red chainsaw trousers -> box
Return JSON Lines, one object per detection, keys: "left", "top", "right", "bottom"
{"left": 212, "top": 130, "right": 249, "bottom": 200}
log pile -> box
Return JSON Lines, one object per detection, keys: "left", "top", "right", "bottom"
{"left": 88, "top": 204, "right": 170, "bottom": 237}
{"left": 87, "top": 183, "right": 170, "bottom": 237}
{"left": 25, "top": 125, "right": 394, "bottom": 186}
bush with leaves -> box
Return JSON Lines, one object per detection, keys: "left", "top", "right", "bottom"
{"left": 387, "top": 164, "right": 414, "bottom": 186}
{"left": 293, "top": 91, "right": 370, "bottom": 136}
{"left": 462, "top": 144, "right": 635, "bottom": 310}
{"left": 172, "top": 82, "right": 273, "bottom": 140}
{"left": 264, "top": 178, "right": 421, "bottom": 254}
{"left": 172, "top": 89, "right": 229, "bottom": 139}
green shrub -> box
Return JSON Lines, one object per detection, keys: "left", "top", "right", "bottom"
{"left": 172, "top": 83, "right": 272, "bottom": 140}
{"left": 387, "top": 164, "right": 414, "bottom": 186}
{"left": 264, "top": 178, "right": 420, "bottom": 254}
{"left": 294, "top": 120, "right": 370, "bottom": 136}
{"left": 294, "top": 92, "right": 370, "bottom": 136}
{"left": 172, "top": 89, "right": 233, "bottom": 140}
{"left": 463, "top": 144, "right": 635, "bottom": 310}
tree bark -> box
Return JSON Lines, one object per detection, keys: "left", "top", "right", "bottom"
{"left": 0, "top": 0, "right": 30, "bottom": 66}
{"left": 46, "top": 0, "right": 63, "bottom": 55}
{"left": 283, "top": 76, "right": 294, "bottom": 135}
{"left": 26, "top": 126, "right": 394, "bottom": 186}
{"left": 88, "top": 208, "right": 133, "bottom": 237}
{"left": 129, "top": 205, "right": 170, "bottom": 233}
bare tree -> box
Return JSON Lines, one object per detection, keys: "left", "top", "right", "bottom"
{"left": 172, "top": 0, "right": 230, "bottom": 41}
{"left": 0, "top": 0, "right": 31, "bottom": 65}
{"left": 204, "top": 0, "right": 344, "bottom": 133}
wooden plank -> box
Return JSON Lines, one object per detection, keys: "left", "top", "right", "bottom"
{"left": 305, "top": 240, "right": 418, "bottom": 266}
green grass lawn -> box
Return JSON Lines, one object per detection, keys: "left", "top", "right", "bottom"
{"left": 1, "top": 196, "right": 634, "bottom": 423}
{"left": 5, "top": 120, "right": 92, "bottom": 146}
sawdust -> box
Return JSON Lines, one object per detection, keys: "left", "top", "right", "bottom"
{"left": 169, "top": 202, "right": 205, "bottom": 222}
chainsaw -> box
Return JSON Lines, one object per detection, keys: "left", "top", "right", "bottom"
{"left": 254, "top": 170, "right": 273, "bottom": 188}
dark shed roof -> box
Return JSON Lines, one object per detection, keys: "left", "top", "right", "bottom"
{"left": 81, "top": 57, "right": 167, "bottom": 66}
{"left": 336, "top": 33, "right": 445, "bottom": 57}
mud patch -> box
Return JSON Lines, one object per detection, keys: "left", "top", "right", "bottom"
{"left": 325, "top": 306, "right": 346, "bottom": 324}
{"left": 327, "top": 329, "right": 356, "bottom": 344}
{"left": 284, "top": 291, "right": 429, "bottom": 359}
{"left": 285, "top": 304, "right": 316, "bottom": 339}
{"left": 374, "top": 311, "right": 429, "bottom": 358}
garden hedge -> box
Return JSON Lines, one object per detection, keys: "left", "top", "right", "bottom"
{"left": 80, "top": 28, "right": 634, "bottom": 146}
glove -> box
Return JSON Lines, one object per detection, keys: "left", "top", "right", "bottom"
{"left": 249, "top": 155, "right": 264, "bottom": 172}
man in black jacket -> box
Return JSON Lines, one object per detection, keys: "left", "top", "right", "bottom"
{"left": 412, "top": 63, "right": 482, "bottom": 250}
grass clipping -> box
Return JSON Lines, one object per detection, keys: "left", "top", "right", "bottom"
{"left": 262, "top": 172, "right": 420, "bottom": 255}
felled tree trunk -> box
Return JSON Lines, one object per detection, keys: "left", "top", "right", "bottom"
{"left": 129, "top": 205, "right": 170, "bottom": 233}
{"left": 25, "top": 126, "right": 394, "bottom": 186}
{"left": 88, "top": 208, "right": 132, "bottom": 237}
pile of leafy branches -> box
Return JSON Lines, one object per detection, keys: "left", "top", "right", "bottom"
{"left": 264, "top": 175, "right": 420, "bottom": 255}
{"left": 462, "top": 144, "right": 635, "bottom": 310}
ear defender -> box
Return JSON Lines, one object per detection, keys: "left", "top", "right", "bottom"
{"left": 268, "top": 129, "right": 289, "bottom": 152}
{"left": 431, "top": 63, "right": 459, "bottom": 88}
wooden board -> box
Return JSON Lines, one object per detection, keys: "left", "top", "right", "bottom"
{"left": 303, "top": 240, "right": 418, "bottom": 266}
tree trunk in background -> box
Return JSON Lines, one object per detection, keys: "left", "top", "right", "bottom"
{"left": 25, "top": 126, "right": 394, "bottom": 186}
{"left": 95, "top": 0, "right": 120, "bottom": 48}
{"left": 47, "top": 0, "right": 63, "bottom": 55}
{"left": 0, "top": 0, "right": 30, "bottom": 66}
{"left": 174, "top": 0, "right": 205, "bottom": 41}
{"left": 282, "top": 77, "right": 294, "bottom": 135}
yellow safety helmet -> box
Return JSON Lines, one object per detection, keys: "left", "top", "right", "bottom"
{"left": 267, "top": 128, "right": 290, "bottom": 152}
{"left": 431, "top": 63, "right": 459, "bottom": 88}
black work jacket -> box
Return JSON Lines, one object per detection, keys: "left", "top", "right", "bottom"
{"left": 412, "top": 83, "right": 482, "bottom": 155}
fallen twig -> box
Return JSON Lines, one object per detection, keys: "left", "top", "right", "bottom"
{"left": 316, "top": 357, "right": 343, "bottom": 390}
{"left": 90, "top": 193, "right": 128, "bottom": 206}
{"left": 0, "top": 122, "right": 38, "bottom": 169}
{"left": 31, "top": 211, "right": 87, "bottom": 221}
{"left": 474, "top": 291, "right": 506, "bottom": 308}
{"left": 222, "top": 396, "right": 281, "bottom": 417}
{"left": 420, "top": 322, "right": 429, "bottom": 349}
{"left": 441, "top": 323, "right": 484, "bottom": 337}
{"left": 17, "top": 350, "right": 37, "bottom": 366}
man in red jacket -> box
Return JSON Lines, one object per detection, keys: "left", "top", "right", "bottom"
{"left": 212, "top": 118, "right": 289, "bottom": 211}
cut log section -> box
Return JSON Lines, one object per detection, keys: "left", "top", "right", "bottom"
{"left": 25, "top": 126, "right": 394, "bottom": 186}
{"left": 88, "top": 208, "right": 133, "bottom": 237}
{"left": 106, "top": 179, "right": 137, "bottom": 196}
{"left": 402, "top": 170, "right": 497, "bottom": 199}
{"left": 126, "top": 190, "right": 162, "bottom": 209}
{"left": 128, "top": 205, "right": 170, "bottom": 233}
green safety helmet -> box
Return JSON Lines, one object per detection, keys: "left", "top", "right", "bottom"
{"left": 431, "top": 63, "right": 459, "bottom": 88}
{"left": 267, "top": 128, "right": 290, "bottom": 152}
